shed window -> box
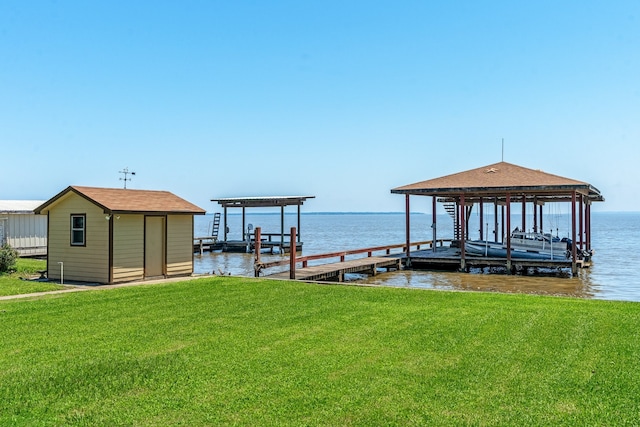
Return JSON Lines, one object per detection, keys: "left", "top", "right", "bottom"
{"left": 71, "top": 214, "right": 86, "bottom": 246}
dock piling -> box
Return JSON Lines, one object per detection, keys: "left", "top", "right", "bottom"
{"left": 289, "top": 227, "right": 296, "bottom": 280}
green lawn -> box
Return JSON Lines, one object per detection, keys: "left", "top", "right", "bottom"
{"left": 0, "top": 258, "right": 66, "bottom": 296}
{"left": 1, "top": 277, "right": 639, "bottom": 426}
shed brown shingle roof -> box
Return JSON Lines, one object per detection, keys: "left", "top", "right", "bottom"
{"left": 35, "top": 186, "right": 206, "bottom": 215}
{"left": 391, "top": 162, "right": 604, "bottom": 201}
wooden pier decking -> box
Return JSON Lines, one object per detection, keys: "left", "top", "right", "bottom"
{"left": 256, "top": 238, "right": 439, "bottom": 282}
{"left": 257, "top": 237, "right": 583, "bottom": 283}
{"left": 266, "top": 256, "right": 402, "bottom": 282}
{"left": 194, "top": 237, "right": 221, "bottom": 254}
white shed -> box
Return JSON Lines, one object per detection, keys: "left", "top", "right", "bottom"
{"left": 0, "top": 200, "right": 47, "bottom": 257}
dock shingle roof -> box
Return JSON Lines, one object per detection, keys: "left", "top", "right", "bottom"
{"left": 391, "top": 162, "right": 603, "bottom": 201}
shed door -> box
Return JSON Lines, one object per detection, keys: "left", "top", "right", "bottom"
{"left": 145, "top": 216, "right": 165, "bottom": 278}
{"left": 0, "top": 220, "right": 5, "bottom": 246}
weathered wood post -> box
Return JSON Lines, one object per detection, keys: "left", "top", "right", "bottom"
{"left": 405, "top": 194, "right": 411, "bottom": 259}
{"left": 432, "top": 195, "right": 437, "bottom": 253}
{"left": 460, "top": 194, "right": 466, "bottom": 272}
{"left": 254, "top": 227, "right": 261, "bottom": 262}
{"left": 571, "top": 191, "right": 577, "bottom": 275}
{"left": 289, "top": 227, "right": 297, "bottom": 279}
{"left": 586, "top": 201, "right": 592, "bottom": 252}
{"left": 254, "top": 227, "right": 261, "bottom": 277}
{"left": 505, "top": 193, "right": 512, "bottom": 274}
{"left": 479, "top": 197, "right": 484, "bottom": 240}
{"left": 494, "top": 197, "right": 499, "bottom": 243}
{"left": 579, "top": 194, "right": 584, "bottom": 251}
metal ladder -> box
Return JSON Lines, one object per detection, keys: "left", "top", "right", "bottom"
{"left": 210, "top": 212, "right": 221, "bottom": 241}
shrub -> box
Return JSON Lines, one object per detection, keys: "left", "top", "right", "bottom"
{"left": 0, "top": 244, "right": 19, "bottom": 273}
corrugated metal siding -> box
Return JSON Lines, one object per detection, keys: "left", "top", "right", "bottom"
{"left": 2, "top": 214, "right": 47, "bottom": 256}
{"left": 166, "top": 215, "right": 193, "bottom": 276}
{"left": 112, "top": 214, "right": 144, "bottom": 283}
{"left": 47, "top": 193, "right": 109, "bottom": 283}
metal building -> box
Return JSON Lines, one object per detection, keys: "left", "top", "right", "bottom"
{"left": 0, "top": 200, "right": 47, "bottom": 257}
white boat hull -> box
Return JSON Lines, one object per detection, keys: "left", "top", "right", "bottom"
{"left": 465, "top": 238, "right": 569, "bottom": 260}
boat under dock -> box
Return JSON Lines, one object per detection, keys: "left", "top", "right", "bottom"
{"left": 405, "top": 247, "right": 585, "bottom": 274}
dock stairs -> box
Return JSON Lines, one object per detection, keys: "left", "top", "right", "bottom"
{"left": 210, "top": 213, "right": 221, "bottom": 242}
{"left": 444, "top": 202, "right": 460, "bottom": 240}
{"left": 444, "top": 202, "right": 472, "bottom": 240}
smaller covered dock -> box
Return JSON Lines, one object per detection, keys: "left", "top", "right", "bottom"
{"left": 210, "top": 195, "right": 315, "bottom": 253}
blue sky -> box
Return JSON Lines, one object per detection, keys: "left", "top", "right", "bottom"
{"left": 2, "top": 1, "right": 638, "bottom": 212}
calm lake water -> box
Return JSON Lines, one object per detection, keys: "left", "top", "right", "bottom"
{"left": 193, "top": 212, "right": 640, "bottom": 302}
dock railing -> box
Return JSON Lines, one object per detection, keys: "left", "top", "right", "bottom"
{"left": 194, "top": 236, "right": 219, "bottom": 255}
{"left": 253, "top": 226, "right": 450, "bottom": 278}
{"left": 254, "top": 232, "right": 297, "bottom": 242}
{"left": 250, "top": 231, "right": 297, "bottom": 253}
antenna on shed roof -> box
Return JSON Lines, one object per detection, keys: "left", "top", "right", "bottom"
{"left": 119, "top": 167, "right": 136, "bottom": 189}
{"left": 501, "top": 138, "right": 504, "bottom": 162}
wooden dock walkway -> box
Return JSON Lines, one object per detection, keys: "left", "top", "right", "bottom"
{"left": 256, "top": 236, "right": 439, "bottom": 282}
{"left": 253, "top": 224, "right": 583, "bottom": 281}
{"left": 194, "top": 236, "right": 221, "bottom": 254}
{"left": 258, "top": 240, "right": 583, "bottom": 282}
{"left": 266, "top": 256, "right": 402, "bottom": 282}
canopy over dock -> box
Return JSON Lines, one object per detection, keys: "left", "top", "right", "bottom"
{"left": 391, "top": 161, "right": 604, "bottom": 274}
{"left": 211, "top": 196, "right": 315, "bottom": 252}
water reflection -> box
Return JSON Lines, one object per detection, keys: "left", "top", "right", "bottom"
{"left": 194, "top": 251, "right": 289, "bottom": 277}
{"left": 356, "top": 269, "right": 596, "bottom": 299}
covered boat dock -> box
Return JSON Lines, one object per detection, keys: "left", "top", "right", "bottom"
{"left": 210, "top": 195, "right": 315, "bottom": 253}
{"left": 391, "top": 162, "right": 605, "bottom": 274}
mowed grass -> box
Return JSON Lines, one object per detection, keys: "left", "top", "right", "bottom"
{"left": 1, "top": 277, "right": 639, "bottom": 426}
{"left": 0, "top": 258, "right": 65, "bottom": 296}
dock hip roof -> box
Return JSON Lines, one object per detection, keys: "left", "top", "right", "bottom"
{"left": 391, "top": 162, "right": 604, "bottom": 202}
{"left": 35, "top": 186, "right": 206, "bottom": 215}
